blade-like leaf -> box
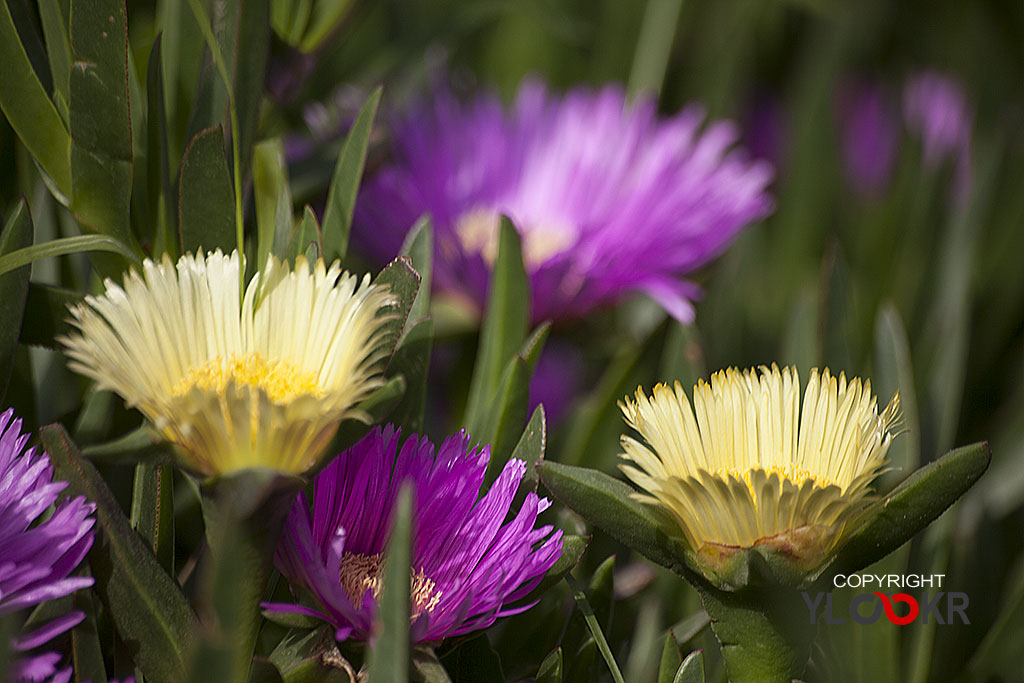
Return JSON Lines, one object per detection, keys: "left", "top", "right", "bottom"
{"left": 478, "top": 356, "right": 530, "bottom": 476}
{"left": 823, "top": 442, "right": 991, "bottom": 583}
{"left": 178, "top": 126, "right": 235, "bottom": 254}
{"left": 0, "top": 0, "right": 71, "bottom": 196}
{"left": 253, "top": 138, "right": 293, "bottom": 266}
{"left": 538, "top": 461, "right": 697, "bottom": 582}
{"left": 37, "top": 0, "right": 71, "bottom": 103}
{"left": 0, "top": 234, "right": 139, "bottom": 278}
{"left": 40, "top": 424, "right": 198, "bottom": 683}
{"left": 321, "top": 87, "right": 382, "bottom": 263}
{"left": 288, "top": 205, "right": 323, "bottom": 260}
{"left": 71, "top": 583, "right": 108, "bottom": 683}
{"left": 524, "top": 534, "right": 589, "bottom": 601}
{"left": 509, "top": 405, "right": 546, "bottom": 510}
{"left": 873, "top": 302, "right": 920, "bottom": 488}
{"left": 464, "top": 218, "right": 529, "bottom": 434}
{"left": 387, "top": 317, "right": 433, "bottom": 435}
{"left": 0, "top": 200, "right": 32, "bottom": 401}
{"left": 399, "top": 216, "right": 433, "bottom": 327}
{"left": 658, "top": 632, "right": 682, "bottom": 683}
{"left": 366, "top": 484, "right": 413, "bottom": 682}
{"left": 674, "top": 650, "right": 705, "bottom": 683}
{"left": 69, "top": 0, "right": 135, "bottom": 250}
{"left": 536, "top": 648, "right": 562, "bottom": 683}
{"left": 145, "top": 34, "right": 176, "bottom": 258}
{"left": 130, "top": 463, "right": 175, "bottom": 574}
{"left": 269, "top": 625, "right": 355, "bottom": 683}
{"left": 375, "top": 256, "right": 422, "bottom": 362}
{"left": 18, "top": 283, "right": 81, "bottom": 348}
{"left": 566, "top": 573, "right": 625, "bottom": 683}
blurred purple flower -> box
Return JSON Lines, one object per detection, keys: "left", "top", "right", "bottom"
{"left": 264, "top": 425, "right": 563, "bottom": 643}
{"left": 0, "top": 408, "right": 96, "bottom": 683}
{"left": 743, "top": 93, "right": 787, "bottom": 174}
{"left": 837, "top": 81, "right": 899, "bottom": 199}
{"left": 355, "top": 80, "right": 774, "bottom": 323}
{"left": 528, "top": 341, "right": 584, "bottom": 425}
{"left": 903, "top": 70, "right": 973, "bottom": 201}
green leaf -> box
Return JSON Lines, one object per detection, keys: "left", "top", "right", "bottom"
{"left": 658, "top": 632, "right": 682, "bottom": 683}
{"left": 227, "top": 0, "right": 270, "bottom": 180}
{"left": 81, "top": 425, "right": 177, "bottom": 466}
{"left": 509, "top": 405, "right": 546, "bottom": 511}
{"left": 659, "top": 322, "right": 706, "bottom": 393}
{"left": 523, "top": 534, "right": 589, "bottom": 601}
{"left": 387, "top": 317, "right": 433, "bottom": 435}
{"left": 248, "top": 658, "right": 285, "bottom": 683}
{"left": 299, "top": 0, "right": 356, "bottom": 51}
{"left": 321, "top": 87, "right": 382, "bottom": 263}
{"left": 566, "top": 572, "right": 625, "bottom": 683}
{"left": 0, "top": 200, "right": 32, "bottom": 401}
{"left": 329, "top": 374, "right": 407, "bottom": 457}
{"left": 375, "top": 256, "right": 422, "bottom": 362}
{"left": 873, "top": 302, "right": 920, "bottom": 488}
{"left": 288, "top": 205, "right": 323, "bottom": 260}
{"left": 0, "top": 0, "right": 72, "bottom": 196}
{"left": 192, "top": 470, "right": 305, "bottom": 683}
{"left": 411, "top": 646, "right": 453, "bottom": 683}
{"left": 823, "top": 442, "right": 992, "bottom": 582}
{"left": 178, "top": 126, "right": 235, "bottom": 254}
{"left": 0, "top": 234, "right": 139, "bottom": 277}
{"left": 269, "top": 625, "right": 355, "bottom": 683}
{"left": 366, "top": 484, "right": 413, "bottom": 682}
{"left": 130, "top": 463, "right": 175, "bottom": 574}
{"left": 538, "top": 461, "right": 697, "bottom": 582}
{"left": 627, "top": 0, "right": 684, "bottom": 99}
{"left": 253, "top": 138, "right": 294, "bottom": 266}
{"left": 71, "top": 582, "right": 108, "bottom": 683}
{"left": 536, "top": 648, "right": 562, "bottom": 683}
{"left": 673, "top": 650, "right": 705, "bottom": 683}
{"left": 38, "top": 0, "right": 71, "bottom": 103}
{"left": 399, "top": 216, "right": 433, "bottom": 327}
{"left": 18, "top": 282, "right": 81, "bottom": 348}
{"left": 478, "top": 356, "right": 530, "bottom": 475}
{"left": 145, "top": 34, "right": 176, "bottom": 258}
{"left": 40, "top": 424, "right": 198, "bottom": 683}
{"left": 69, "top": 0, "right": 135, "bottom": 249}
{"left": 463, "top": 218, "right": 529, "bottom": 435}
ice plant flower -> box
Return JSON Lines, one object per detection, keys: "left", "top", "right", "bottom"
{"left": 618, "top": 365, "right": 900, "bottom": 569}
{"left": 903, "top": 70, "right": 973, "bottom": 202}
{"left": 0, "top": 408, "right": 96, "bottom": 683}
{"left": 60, "top": 250, "right": 395, "bottom": 477}
{"left": 355, "top": 80, "right": 773, "bottom": 323}
{"left": 265, "top": 425, "right": 563, "bottom": 643}
{"left": 837, "top": 80, "right": 898, "bottom": 199}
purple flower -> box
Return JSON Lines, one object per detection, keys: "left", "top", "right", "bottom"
{"left": 355, "top": 80, "right": 773, "bottom": 323}
{"left": 0, "top": 409, "right": 96, "bottom": 682}
{"left": 264, "top": 425, "right": 563, "bottom": 643}
{"left": 837, "top": 80, "right": 899, "bottom": 199}
{"left": 903, "top": 70, "right": 973, "bottom": 201}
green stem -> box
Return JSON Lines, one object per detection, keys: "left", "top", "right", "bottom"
{"left": 698, "top": 585, "right": 815, "bottom": 683}
{"left": 566, "top": 574, "right": 626, "bottom": 683}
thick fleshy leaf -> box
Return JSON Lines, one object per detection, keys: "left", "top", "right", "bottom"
{"left": 538, "top": 461, "right": 697, "bottom": 582}
{"left": 508, "top": 405, "right": 546, "bottom": 510}
{"left": 71, "top": 584, "right": 107, "bottom": 683}
{"left": 374, "top": 256, "right": 422, "bottom": 362}
{"left": 130, "top": 463, "right": 175, "bottom": 574}
{"left": 873, "top": 302, "right": 920, "bottom": 488}
{"left": 178, "top": 126, "right": 235, "bottom": 254}
{"left": 658, "top": 632, "right": 682, "bottom": 683}
{"left": 0, "top": 0, "right": 71, "bottom": 196}
{"left": 536, "top": 647, "right": 562, "bottom": 683}
{"left": 253, "top": 138, "right": 294, "bottom": 265}
{"left": 269, "top": 625, "right": 355, "bottom": 683}
{"left": 0, "top": 200, "right": 32, "bottom": 401}
{"left": 673, "top": 650, "right": 705, "bottom": 683}
{"left": 387, "top": 317, "right": 432, "bottom": 435}
{"left": 321, "top": 87, "right": 382, "bottom": 263}
{"left": 40, "top": 424, "right": 198, "bottom": 683}
{"left": 478, "top": 356, "right": 529, "bottom": 473}
{"left": 288, "top": 205, "right": 323, "bottom": 260}
{"left": 366, "top": 484, "right": 413, "bottom": 682}
{"left": 37, "top": 0, "right": 70, "bottom": 103}
{"left": 522, "top": 534, "right": 588, "bottom": 601}
{"left": 464, "top": 218, "right": 529, "bottom": 434}
{"left": 821, "top": 441, "right": 991, "bottom": 584}
{"left": 0, "top": 234, "right": 139, "bottom": 278}
{"left": 399, "top": 216, "right": 433, "bottom": 328}
{"left": 145, "top": 34, "right": 176, "bottom": 258}
{"left": 411, "top": 646, "right": 452, "bottom": 683}
{"left": 69, "top": 0, "right": 135, "bottom": 250}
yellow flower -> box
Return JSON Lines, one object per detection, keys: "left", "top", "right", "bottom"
{"left": 619, "top": 365, "right": 900, "bottom": 558}
{"left": 61, "top": 250, "right": 396, "bottom": 476}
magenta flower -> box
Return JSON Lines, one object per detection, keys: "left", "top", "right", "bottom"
{"left": 264, "top": 425, "right": 563, "bottom": 643}
{"left": 0, "top": 409, "right": 96, "bottom": 683}
{"left": 903, "top": 70, "right": 973, "bottom": 202}
{"left": 355, "top": 80, "right": 773, "bottom": 323}
{"left": 837, "top": 80, "right": 899, "bottom": 199}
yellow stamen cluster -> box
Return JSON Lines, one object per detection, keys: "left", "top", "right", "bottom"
{"left": 172, "top": 352, "right": 321, "bottom": 402}
{"left": 619, "top": 365, "right": 900, "bottom": 552}
{"left": 338, "top": 552, "right": 442, "bottom": 617}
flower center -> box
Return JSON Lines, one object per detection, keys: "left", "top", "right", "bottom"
{"left": 338, "top": 552, "right": 442, "bottom": 617}
{"left": 454, "top": 207, "right": 576, "bottom": 270}
{"left": 716, "top": 465, "right": 836, "bottom": 492}
{"left": 171, "top": 351, "right": 321, "bottom": 401}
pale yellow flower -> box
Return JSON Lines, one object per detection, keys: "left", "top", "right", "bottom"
{"left": 61, "top": 250, "right": 396, "bottom": 476}
{"left": 619, "top": 365, "right": 900, "bottom": 555}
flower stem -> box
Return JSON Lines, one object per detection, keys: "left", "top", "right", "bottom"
{"left": 697, "top": 585, "right": 816, "bottom": 683}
